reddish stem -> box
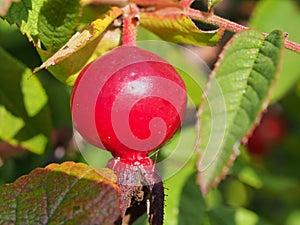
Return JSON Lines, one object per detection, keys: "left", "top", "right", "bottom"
{"left": 181, "top": 0, "right": 193, "bottom": 8}
{"left": 283, "top": 39, "right": 300, "bottom": 53}
{"left": 122, "top": 4, "right": 139, "bottom": 45}
{"left": 185, "top": 8, "right": 300, "bottom": 54}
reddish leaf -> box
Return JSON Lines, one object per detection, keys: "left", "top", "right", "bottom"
{"left": 0, "top": 162, "right": 121, "bottom": 224}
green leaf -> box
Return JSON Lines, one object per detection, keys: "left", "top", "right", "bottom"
{"left": 178, "top": 172, "right": 206, "bottom": 225}
{"left": 5, "top": 0, "right": 81, "bottom": 52}
{"left": 22, "top": 71, "right": 48, "bottom": 117}
{"left": 286, "top": 210, "right": 300, "bottom": 225}
{"left": 160, "top": 126, "right": 197, "bottom": 225}
{"left": 196, "top": 30, "right": 284, "bottom": 194}
{"left": 237, "top": 166, "right": 263, "bottom": 189}
{"left": 38, "top": 74, "right": 72, "bottom": 128}
{"left": 5, "top": 0, "right": 43, "bottom": 43}
{"left": 0, "top": 162, "right": 121, "bottom": 224}
{"left": 249, "top": 0, "right": 300, "bottom": 102}
{"left": 208, "top": 207, "right": 259, "bottom": 225}
{"left": 223, "top": 180, "right": 248, "bottom": 207}
{"left": 0, "top": 105, "right": 24, "bottom": 140}
{"left": 38, "top": 0, "right": 81, "bottom": 52}
{"left": 34, "top": 6, "right": 122, "bottom": 85}
{"left": 0, "top": 47, "right": 51, "bottom": 154}
{"left": 140, "top": 10, "right": 223, "bottom": 46}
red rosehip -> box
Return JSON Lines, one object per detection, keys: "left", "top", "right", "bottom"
{"left": 71, "top": 46, "right": 187, "bottom": 163}
{"left": 247, "top": 107, "right": 288, "bottom": 156}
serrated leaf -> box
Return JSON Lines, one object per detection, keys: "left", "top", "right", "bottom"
{"left": 5, "top": 0, "right": 81, "bottom": 52}
{"left": 196, "top": 30, "right": 284, "bottom": 194}
{"left": 0, "top": 162, "right": 120, "bottom": 224}
{"left": 140, "top": 10, "right": 223, "bottom": 46}
{"left": 208, "top": 0, "right": 222, "bottom": 11}
{"left": 249, "top": 0, "right": 300, "bottom": 102}
{"left": 34, "top": 6, "right": 122, "bottom": 85}
{"left": 0, "top": 47, "right": 51, "bottom": 154}
{"left": 38, "top": 0, "right": 81, "bottom": 52}
{"left": 5, "top": 0, "right": 43, "bottom": 43}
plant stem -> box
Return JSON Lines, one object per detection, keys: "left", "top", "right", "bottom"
{"left": 122, "top": 4, "right": 139, "bottom": 45}
{"left": 181, "top": 0, "right": 193, "bottom": 7}
{"left": 185, "top": 8, "right": 300, "bottom": 54}
{"left": 282, "top": 39, "right": 300, "bottom": 53}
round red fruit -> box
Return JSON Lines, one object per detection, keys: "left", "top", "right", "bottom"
{"left": 71, "top": 46, "right": 187, "bottom": 161}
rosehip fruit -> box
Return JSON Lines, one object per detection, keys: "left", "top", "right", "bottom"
{"left": 71, "top": 46, "right": 187, "bottom": 163}
{"left": 247, "top": 107, "right": 287, "bottom": 156}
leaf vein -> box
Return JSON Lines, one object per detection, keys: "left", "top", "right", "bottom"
{"left": 47, "top": 167, "right": 92, "bottom": 220}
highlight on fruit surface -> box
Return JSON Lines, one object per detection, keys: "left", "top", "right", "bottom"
{"left": 71, "top": 45, "right": 187, "bottom": 164}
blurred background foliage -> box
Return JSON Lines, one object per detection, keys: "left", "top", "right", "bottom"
{"left": 0, "top": 0, "right": 300, "bottom": 224}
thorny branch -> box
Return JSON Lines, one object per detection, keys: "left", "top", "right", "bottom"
{"left": 185, "top": 7, "right": 300, "bottom": 53}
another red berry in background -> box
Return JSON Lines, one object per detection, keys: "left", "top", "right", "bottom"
{"left": 247, "top": 106, "right": 288, "bottom": 156}
{"left": 71, "top": 46, "right": 187, "bottom": 163}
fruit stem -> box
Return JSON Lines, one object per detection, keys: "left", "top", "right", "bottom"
{"left": 122, "top": 4, "right": 139, "bottom": 46}
{"left": 107, "top": 157, "right": 164, "bottom": 224}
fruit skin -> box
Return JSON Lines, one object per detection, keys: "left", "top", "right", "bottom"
{"left": 247, "top": 107, "right": 287, "bottom": 156}
{"left": 71, "top": 46, "right": 187, "bottom": 162}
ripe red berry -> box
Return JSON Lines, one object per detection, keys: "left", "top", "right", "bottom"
{"left": 71, "top": 46, "right": 187, "bottom": 164}
{"left": 247, "top": 107, "right": 287, "bottom": 156}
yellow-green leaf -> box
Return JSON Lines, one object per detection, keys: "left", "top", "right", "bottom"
{"left": 0, "top": 47, "right": 51, "bottom": 154}
{"left": 140, "top": 10, "right": 223, "bottom": 46}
